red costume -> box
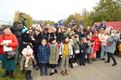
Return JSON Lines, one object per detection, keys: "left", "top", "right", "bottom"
{"left": 91, "top": 32, "right": 100, "bottom": 52}
{"left": 0, "top": 35, "right": 4, "bottom": 54}
{"left": 90, "top": 32, "right": 101, "bottom": 59}
{"left": 2, "top": 34, "right": 18, "bottom": 51}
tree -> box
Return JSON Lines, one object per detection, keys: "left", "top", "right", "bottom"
{"left": 64, "top": 13, "right": 82, "bottom": 27}
{"left": 13, "top": 11, "right": 33, "bottom": 27}
{"left": 83, "top": 0, "right": 121, "bottom": 27}
{"left": 93, "top": 0, "right": 121, "bottom": 21}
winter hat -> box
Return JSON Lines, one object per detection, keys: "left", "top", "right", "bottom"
{"left": 94, "top": 31, "right": 98, "bottom": 35}
{"left": 62, "top": 33, "right": 70, "bottom": 40}
{"left": 49, "top": 38, "right": 56, "bottom": 43}
{"left": 2, "top": 25, "right": 9, "bottom": 30}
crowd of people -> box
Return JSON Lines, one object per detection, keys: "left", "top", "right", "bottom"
{"left": 0, "top": 22, "right": 121, "bottom": 80}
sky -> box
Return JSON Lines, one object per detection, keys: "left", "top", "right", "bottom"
{"left": 0, "top": 0, "right": 99, "bottom": 24}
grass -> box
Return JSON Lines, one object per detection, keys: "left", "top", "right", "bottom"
{"left": 0, "top": 65, "right": 25, "bottom": 80}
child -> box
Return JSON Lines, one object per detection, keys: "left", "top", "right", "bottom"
{"left": 87, "top": 39, "right": 92, "bottom": 64}
{"left": 37, "top": 38, "right": 50, "bottom": 76}
{"left": 91, "top": 31, "right": 101, "bottom": 60}
{"left": 73, "top": 35, "right": 80, "bottom": 66}
{"left": 20, "top": 44, "right": 35, "bottom": 80}
{"left": 49, "top": 38, "right": 59, "bottom": 76}
{"left": 60, "top": 36, "right": 73, "bottom": 76}
{"left": 79, "top": 38, "right": 89, "bottom": 66}
{"left": 69, "top": 39, "right": 74, "bottom": 68}
{"left": 118, "top": 41, "right": 121, "bottom": 57}
{"left": 21, "top": 45, "right": 34, "bottom": 68}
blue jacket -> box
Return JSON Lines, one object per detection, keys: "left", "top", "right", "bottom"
{"left": 37, "top": 45, "right": 50, "bottom": 63}
{"left": 79, "top": 43, "right": 89, "bottom": 54}
{"left": 106, "top": 35, "right": 119, "bottom": 54}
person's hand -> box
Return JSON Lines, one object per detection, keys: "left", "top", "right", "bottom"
{"left": 2, "top": 43, "right": 8, "bottom": 46}
{"left": 0, "top": 42, "right": 3, "bottom": 45}
{"left": 2, "top": 42, "right": 8, "bottom": 46}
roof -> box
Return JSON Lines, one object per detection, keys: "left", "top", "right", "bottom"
{"left": 94, "top": 21, "right": 121, "bottom": 30}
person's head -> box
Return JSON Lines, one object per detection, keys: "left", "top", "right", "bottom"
{"left": 48, "top": 28, "right": 53, "bottom": 33}
{"left": 64, "top": 36, "right": 69, "bottom": 43}
{"left": 61, "top": 27, "right": 65, "bottom": 32}
{"left": 87, "top": 39, "right": 91, "bottom": 44}
{"left": 36, "top": 25, "right": 43, "bottom": 32}
{"left": 41, "top": 38, "right": 47, "bottom": 46}
{"left": 58, "top": 28, "right": 62, "bottom": 33}
{"left": 28, "top": 27, "right": 33, "bottom": 33}
{"left": 80, "top": 38, "right": 86, "bottom": 44}
{"left": 69, "top": 39, "right": 73, "bottom": 45}
{"left": 94, "top": 31, "right": 98, "bottom": 36}
{"left": 2, "top": 25, "right": 12, "bottom": 34}
{"left": 99, "top": 28, "right": 105, "bottom": 34}
{"left": 26, "top": 44, "right": 32, "bottom": 49}
{"left": 50, "top": 38, "right": 56, "bottom": 44}
{"left": 67, "top": 28, "right": 71, "bottom": 33}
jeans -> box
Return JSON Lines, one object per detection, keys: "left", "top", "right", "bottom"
{"left": 87, "top": 54, "right": 91, "bottom": 63}
{"left": 100, "top": 45, "right": 106, "bottom": 59}
{"left": 80, "top": 53, "right": 86, "bottom": 65}
{"left": 61, "top": 55, "right": 69, "bottom": 71}
{"left": 39, "top": 63, "right": 48, "bottom": 75}
{"left": 106, "top": 52, "right": 117, "bottom": 64}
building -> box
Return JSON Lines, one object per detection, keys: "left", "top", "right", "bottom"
{"left": 94, "top": 21, "right": 121, "bottom": 30}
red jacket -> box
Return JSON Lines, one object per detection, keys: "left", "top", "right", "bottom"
{"left": 91, "top": 36, "right": 101, "bottom": 52}
{"left": 0, "top": 35, "right": 4, "bottom": 54}
{"left": 2, "top": 34, "right": 19, "bottom": 51}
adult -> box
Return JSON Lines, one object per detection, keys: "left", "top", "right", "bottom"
{"left": 105, "top": 32, "right": 118, "bottom": 66}
{"left": 0, "top": 26, "right": 18, "bottom": 79}
{"left": 98, "top": 29, "right": 109, "bottom": 60}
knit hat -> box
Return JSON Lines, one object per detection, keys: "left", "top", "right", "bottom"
{"left": 2, "top": 25, "right": 9, "bottom": 30}
{"left": 94, "top": 31, "right": 98, "bottom": 35}
{"left": 62, "top": 34, "right": 69, "bottom": 40}
{"left": 49, "top": 38, "right": 56, "bottom": 43}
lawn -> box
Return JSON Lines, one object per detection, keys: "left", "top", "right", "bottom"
{"left": 0, "top": 65, "right": 25, "bottom": 80}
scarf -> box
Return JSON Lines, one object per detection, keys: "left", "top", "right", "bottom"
{"left": 63, "top": 43, "right": 69, "bottom": 56}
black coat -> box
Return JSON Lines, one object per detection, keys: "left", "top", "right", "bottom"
{"left": 56, "top": 32, "right": 63, "bottom": 43}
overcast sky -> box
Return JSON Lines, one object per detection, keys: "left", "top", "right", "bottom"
{"left": 0, "top": 0, "right": 99, "bottom": 23}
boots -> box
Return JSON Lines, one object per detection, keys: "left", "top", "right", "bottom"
{"left": 2, "top": 70, "right": 9, "bottom": 78}
{"left": 49, "top": 69, "right": 58, "bottom": 76}
{"left": 26, "top": 70, "right": 33, "bottom": 80}
{"left": 54, "top": 69, "right": 57, "bottom": 73}
{"left": 61, "top": 70, "right": 65, "bottom": 76}
{"left": 65, "top": 70, "right": 68, "bottom": 75}
{"left": 112, "top": 63, "right": 117, "bottom": 66}
{"left": 49, "top": 69, "right": 55, "bottom": 76}
{"left": 61, "top": 70, "right": 68, "bottom": 76}
{"left": 8, "top": 70, "right": 14, "bottom": 79}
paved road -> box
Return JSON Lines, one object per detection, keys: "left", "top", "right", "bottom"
{"left": 32, "top": 56, "right": 121, "bottom": 80}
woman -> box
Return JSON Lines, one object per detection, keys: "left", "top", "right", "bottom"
{"left": 105, "top": 33, "right": 118, "bottom": 66}
{"left": 0, "top": 29, "right": 5, "bottom": 68}
{"left": 0, "top": 26, "right": 18, "bottom": 79}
